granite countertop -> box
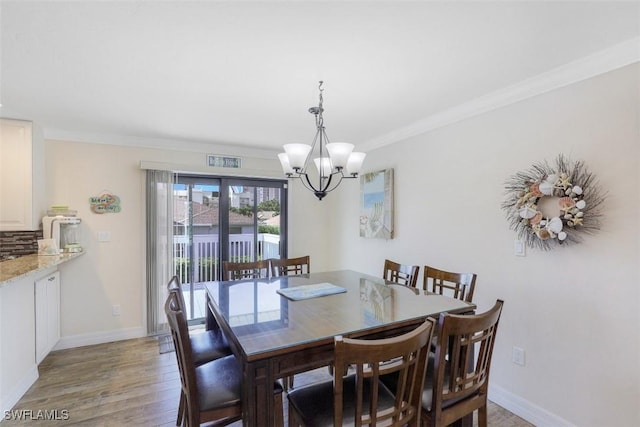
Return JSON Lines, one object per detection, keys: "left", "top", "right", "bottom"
{"left": 0, "top": 252, "right": 84, "bottom": 286}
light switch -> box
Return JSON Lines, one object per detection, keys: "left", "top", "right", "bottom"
{"left": 98, "top": 231, "right": 111, "bottom": 242}
{"left": 512, "top": 346, "right": 526, "bottom": 366}
{"left": 514, "top": 240, "right": 525, "bottom": 257}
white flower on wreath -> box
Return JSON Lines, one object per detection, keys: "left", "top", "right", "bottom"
{"left": 518, "top": 172, "right": 587, "bottom": 243}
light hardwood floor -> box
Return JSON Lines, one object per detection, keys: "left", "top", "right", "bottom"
{"left": 4, "top": 337, "right": 534, "bottom": 426}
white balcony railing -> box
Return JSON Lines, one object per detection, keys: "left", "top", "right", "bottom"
{"left": 173, "top": 233, "right": 280, "bottom": 284}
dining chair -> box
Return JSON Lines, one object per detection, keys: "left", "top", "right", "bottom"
{"left": 223, "top": 259, "right": 270, "bottom": 280}
{"left": 270, "top": 255, "right": 310, "bottom": 277}
{"left": 421, "top": 299, "right": 504, "bottom": 427}
{"left": 167, "top": 276, "right": 232, "bottom": 366}
{"left": 423, "top": 265, "right": 477, "bottom": 303}
{"left": 383, "top": 259, "right": 419, "bottom": 288}
{"left": 167, "top": 276, "right": 233, "bottom": 426}
{"left": 165, "top": 291, "right": 285, "bottom": 427}
{"left": 287, "top": 318, "right": 436, "bottom": 427}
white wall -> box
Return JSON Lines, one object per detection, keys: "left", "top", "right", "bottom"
{"left": 44, "top": 63, "right": 638, "bottom": 426}
{"left": 330, "top": 64, "right": 640, "bottom": 426}
{"left": 288, "top": 185, "right": 333, "bottom": 271}
{"left": 44, "top": 141, "right": 320, "bottom": 344}
{"left": 46, "top": 141, "right": 148, "bottom": 343}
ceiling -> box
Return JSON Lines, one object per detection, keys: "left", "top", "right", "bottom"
{"left": 1, "top": 1, "right": 638, "bottom": 154}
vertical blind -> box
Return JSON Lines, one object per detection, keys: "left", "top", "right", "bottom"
{"left": 146, "top": 170, "right": 175, "bottom": 335}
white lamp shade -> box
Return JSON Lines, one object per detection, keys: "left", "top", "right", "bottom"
{"left": 277, "top": 153, "right": 295, "bottom": 175}
{"left": 313, "top": 157, "right": 333, "bottom": 178}
{"left": 325, "top": 142, "right": 354, "bottom": 169}
{"left": 346, "top": 152, "right": 366, "bottom": 175}
{"left": 283, "top": 144, "right": 312, "bottom": 169}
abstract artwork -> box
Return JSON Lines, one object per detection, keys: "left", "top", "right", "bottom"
{"left": 360, "top": 168, "right": 394, "bottom": 239}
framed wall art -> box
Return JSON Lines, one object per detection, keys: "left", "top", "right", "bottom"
{"left": 360, "top": 168, "right": 394, "bottom": 239}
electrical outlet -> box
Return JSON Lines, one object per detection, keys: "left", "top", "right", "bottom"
{"left": 514, "top": 240, "right": 526, "bottom": 257}
{"left": 112, "top": 304, "right": 121, "bottom": 316}
{"left": 98, "top": 231, "right": 111, "bottom": 242}
{"left": 512, "top": 346, "right": 525, "bottom": 366}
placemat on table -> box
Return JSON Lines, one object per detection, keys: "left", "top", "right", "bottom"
{"left": 276, "top": 282, "right": 347, "bottom": 301}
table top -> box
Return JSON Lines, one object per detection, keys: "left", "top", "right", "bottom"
{"left": 204, "top": 269, "right": 475, "bottom": 361}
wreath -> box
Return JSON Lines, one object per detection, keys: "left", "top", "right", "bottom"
{"left": 502, "top": 155, "right": 606, "bottom": 250}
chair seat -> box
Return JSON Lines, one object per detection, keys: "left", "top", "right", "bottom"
{"left": 287, "top": 375, "right": 396, "bottom": 427}
{"left": 420, "top": 359, "right": 459, "bottom": 412}
{"left": 196, "top": 355, "right": 285, "bottom": 412}
{"left": 379, "top": 355, "right": 458, "bottom": 412}
{"left": 196, "top": 355, "right": 242, "bottom": 411}
{"left": 190, "top": 329, "right": 232, "bottom": 366}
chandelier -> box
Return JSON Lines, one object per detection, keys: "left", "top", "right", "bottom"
{"left": 278, "top": 81, "right": 366, "bottom": 200}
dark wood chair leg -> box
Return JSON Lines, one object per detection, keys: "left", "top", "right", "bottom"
{"left": 176, "top": 391, "right": 185, "bottom": 425}
{"left": 478, "top": 403, "right": 488, "bottom": 427}
{"left": 274, "top": 391, "right": 284, "bottom": 427}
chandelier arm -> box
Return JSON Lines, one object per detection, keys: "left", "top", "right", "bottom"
{"left": 322, "top": 126, "right": 330, "bottom": 143}
{"left": 323, "top": 169, "right": 360, "bottom": 194}
{"left": 302, "top": 173, "right": 323, "bottom": 195}
{"left": 320, "top": 172, "right": 334, "bottom": 193}
{"left": 321, "top": 172, "right": 345, "bottom": 194}
{"left": 318, "top": 126, "right": 324, "bottom": 160}
{"left": 301, "top": 128, "right": 321, "bottom": 174}
{"left": 317, "top": 127, "right": 326, "bottom": 190}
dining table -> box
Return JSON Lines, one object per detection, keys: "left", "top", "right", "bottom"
{"left": 204, "top": 269, "right": 476, "bottom": 427}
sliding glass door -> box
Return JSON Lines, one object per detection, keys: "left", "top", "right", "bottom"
{"left": 173, "top": 175, "right": 287, "bottom": 324}
{"left": 223, "top": 182, "right": 286, "bottom": 263}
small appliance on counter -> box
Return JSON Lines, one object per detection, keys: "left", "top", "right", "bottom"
{"left": 41, "top": 206, "right": 83, "bottom": 254}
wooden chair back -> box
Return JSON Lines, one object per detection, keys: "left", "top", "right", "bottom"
{"left": 383, "top": 259, "right": 419, "bottom": 288}
{"left": 333, "top": 318, "right": 435, "bottom": 427}
{"left": 167, "top": 275, "right": 187, "bottom": 311}
{"left": 270, "top": 255, "right": 310, "bottom": 277}
{"left": 223, "top": 259, "right": 270, "bottom": 280}
{"left": 423, "top": 299, "right": 504, "bottom": 427}
{"left": 164, "top": 292, "right": 242, "bottom": 425}
{"left": 423, "top": 265, "right": 477, "bottom": 303}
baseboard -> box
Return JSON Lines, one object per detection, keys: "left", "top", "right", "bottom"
{"left": 53, "top": 327, "right": 146, "bottom": 350}
{"left": 0, "top": 365, "right": 39, "bottom": 422}
{"left": 489, "top": 383, "right": 576, "bottom": 427}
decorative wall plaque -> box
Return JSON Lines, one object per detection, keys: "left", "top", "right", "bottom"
{"left": 90, "top": 192, "right": 121, "bottom": 214}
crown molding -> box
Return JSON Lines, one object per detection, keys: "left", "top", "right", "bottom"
{"left": 43, "top": 37, "right": 639, "bottom": 155}
{"left": 358, "top": 36, "right": 640, "bottom": 152}
{"left": 43, "top": 128, "right": 280, "bottom": 159}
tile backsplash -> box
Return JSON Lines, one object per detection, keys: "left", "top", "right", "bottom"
{"left": 0, "top": 230, "right": 43, "bottom": 258}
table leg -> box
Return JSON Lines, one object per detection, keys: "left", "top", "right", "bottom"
{"left": 242, "top": 359, "right": 275, "bottom": 427}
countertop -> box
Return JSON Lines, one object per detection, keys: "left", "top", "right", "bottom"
{"left": 0, "top": 252, "right": 84, "bottom": 286}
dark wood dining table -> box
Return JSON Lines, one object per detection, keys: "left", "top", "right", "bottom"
{"left": 204, "top": 269, "right": 476, "bottom": 427}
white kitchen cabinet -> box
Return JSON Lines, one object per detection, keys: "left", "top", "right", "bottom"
{"left": 1, "top": 256, "right": 80, "bottom": 414}
{"left": 0, "top": 274, "right": 38, "bottom": 415}
{"left": 0, "top": 118, "right": 45, "bottom": 231}
{"left": 35, "top": 271, "right": 60, "bottom": 364}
